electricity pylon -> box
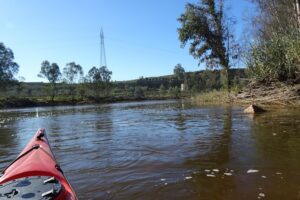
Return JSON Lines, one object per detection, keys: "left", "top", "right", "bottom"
{"left": 100, "top": 28, "right": 107, "bottom": 68}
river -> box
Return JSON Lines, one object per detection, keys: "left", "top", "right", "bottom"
{"left": 0, "top": 100, "right": 299, "bottom": 199}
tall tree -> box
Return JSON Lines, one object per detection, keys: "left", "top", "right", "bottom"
{"left": 88, "top": 66, "right": 101, "bottom": 83}
{"left": 63, "top": 62, "right": 83, "bottom": 100}
{"left": 87, "top": 66, "right": 112, "bottom": 97}
{"left": 38, "top": 61, "right": 61, "bottom": 101}
{"left": 99, "top": 66, "right": 112, "bottom": 83}
{"left": 178, "top": 0, "right": 239, "bottom": 91}
{"left": 0, "top": 43, "right": 19, "bottom": 90}
{"left": 250, "top": 0, "right": 300, "bottom": 40}
{"left": 63, "top": 62, "right": 83, "bottom": 84}
{"left": 173, "top": 63, "right": 185, "bottom": 83}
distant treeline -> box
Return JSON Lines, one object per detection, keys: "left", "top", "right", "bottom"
{"left": 116, "top": 68, "right": 246, "bottom": 91}
{"left": 1, "top": 68, "right": 246, "bottom": 101}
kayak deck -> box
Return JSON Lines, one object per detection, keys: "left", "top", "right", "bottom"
{"left": 0, "top": 129, "right": 77, "bottom": 200}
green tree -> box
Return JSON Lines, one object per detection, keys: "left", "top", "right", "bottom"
{"left": 99, "top": 66, "right": 112, "bottom": 96}
{"left": 63, "top": 62, "right": 83, "bottom": 100}
{"left": 88, "top": 66, "right": 102, "bottom": 97}
{"left": 173, "top": 63, "right": 185, "bottom": 83}
{"left": 178, "top": 0, "right": 239, "bottom": 91}
{"left": 87, "top": 66, "right": 112, "bottom": 97}
{"left": 250, "top": 0, "right": 300, "bottom": 40}
{"left": 0, "top": 43, "right": 19, "bottom": 90}
{"left": 247, "top": 31, "right": 300, "bottom": 83}
{"left": 15, "top": 76, "right": 25, "bottom": 95}
{"left": 134, "top": 87, "right": 144, "bottom": 99}
{"left": 38, "top": 60, "right": 61, "bottom": 101}
{"left": 247, "top": 0, "right": 300, "bottom": 83}
{"left": 75, "top": 76, "right": 89, "bottom": 99}
{"left": 63, "top": 62, "right": 83, "bottom": 83}
{"left": 168, "top": 86, "right": 180, "bottom": 98}
{"left": 159, "top": 84, "right": 167, "bottom": 97}
{"left": 88, "top": 66, "right": 101, "bottom": 82}
{"left": 99, "top": 66, "right": 112, "bottom": 83}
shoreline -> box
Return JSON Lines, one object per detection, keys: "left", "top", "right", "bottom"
{"left": 192, "top": 83, "right": 300, "bottom": 108}
{"left": 0, "top": 96, "right": 178, "bottom": 110}
{"left": 1, "top": 84, "right": 299, "bottom": 110}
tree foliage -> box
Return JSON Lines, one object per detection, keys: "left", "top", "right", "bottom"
{"left": 247, "top": 0, "right": 300, "bottom": 83}
{"left": 63, "top": 62, "right": 83, "bottom": 84}
{"left": 247, "top": 31, "right": 300, "bottom": 83}
{"left": 87, "top": 66, "right": 112, "bottom": 97}
{"left": 178, "top": 0, "right": 239, "bottom": 90}
{"left": 63, "top": 62, "right": 83, "bottom": 100}
{"left": 250, "top": 0, "right": 300, "bottom": 40}
{"left": 173, "top": 63, "right": 185, "bottom": 83}
{"left": 0, "top": 43, "right": 19, "bottom": 88}
{"left": 134, "top": 87, "right": 144, "bottom": 98}
{"left": 88, "top": 66, "right": 101, "bottom": 82}
{"left": 159, "top": 84, "right": 167, "bottom": 96}
{"left": 38, "top": 60, "right": 61, "bottom": 101}
{"left": 88, "top": 66, "right": 112, "bottom": 83}
{"left": 38, "top": 61, "right": 61, "bottom": 84}
{"left": 99, "top": 66, "right": 112, "bottom": 83}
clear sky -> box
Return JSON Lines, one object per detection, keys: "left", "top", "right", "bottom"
{"left": 0, "top": 0, "right": 253, "bottom": 82}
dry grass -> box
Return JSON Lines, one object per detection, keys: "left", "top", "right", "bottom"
{"left": 191, "top": 90, "right": 234, "bottom": 105}
{"left": 191, "top": 84, "right": 300, "bottom": 107}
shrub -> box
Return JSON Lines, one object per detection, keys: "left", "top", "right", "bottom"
{"left": 159, "top": 84, "right": 166, "bottom": 97}
{"left": 134, "top": 87, "right": 144, "bottom": 98}
{"left": 168, "top": 86, "right": 180, "bottom": 98}
{"left": 247, "top": 30, "right": 300, "bottom": 83}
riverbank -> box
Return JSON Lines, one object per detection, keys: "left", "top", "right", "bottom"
{"left": 192, "top": 83, "right": 300, "bottom": 107}
{"left": 2, "top": 83, "right": 299, "bottom": 109}
{"left": 234, "top": 82, "right": 300, "bottom": 106}
{"left": 0, "top": 96, "right": 176, "bottom": 109}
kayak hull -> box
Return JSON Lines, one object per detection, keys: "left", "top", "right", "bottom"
{"left": 0, "top": 128, "right": 77, "bottom": 200}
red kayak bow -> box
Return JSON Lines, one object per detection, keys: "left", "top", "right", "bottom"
{"left": 0, "top": 128, "right": 77, "bottom": 200}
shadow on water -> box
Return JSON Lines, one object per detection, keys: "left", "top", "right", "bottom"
{"left": 245, "top": 110, "right": 300, "bottom": 199}
{"left": 0, "top": 115, "right": 19, "bottom": 170}
{"left": 173, "top": 106, "right": 235, "bottom": 200}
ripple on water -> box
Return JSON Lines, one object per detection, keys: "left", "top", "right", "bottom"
{"left": 0, "top": 102, "right": 299, "bottom": 200}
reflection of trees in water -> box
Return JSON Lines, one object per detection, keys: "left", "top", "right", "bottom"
{"left": 181, "top": 107, "right": 234, "bottom": 199}
{"left": 0, "top": 127, "right": 17, "bottom": 161}
{"left": 94, "top": 106, "right": 113, "bottom": 133}
{"left": 0, "top": 128, "right": 16, "bottom": 147}
{"left": 174, "top": 102, "right": 190, "bottom": 131}
{"left": 186, "top": 106, "right": 232, "bottom": 165}
{"left": 48, "top": 105, "right": 114, "bottom": 144}
{"left": 239, "top": 109, "right": 300, "bottom": 199}
{"left": 0, "top": 114, "right": 19, "bottom": 145}
{"left": 209, "top": 106, "right": 232, "bottom": 164}
{"left": 175, "top": 113, "right": 187, "bottom": 131}
{"left": 250, "top": 110, "right": 300, "bottom": 167}
{"left": 0, "top": 117, "right": 18, "bottom": 170}
{"left": 220, "top": 107, "right": 232, "bottom": 163}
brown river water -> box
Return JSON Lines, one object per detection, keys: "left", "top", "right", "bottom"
{"left": 0, "top": 100, "right": 300, "bottom": 200}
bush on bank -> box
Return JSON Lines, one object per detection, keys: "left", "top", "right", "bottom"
{"left": 247, "top": 30, "right": 300, "bottom": 84}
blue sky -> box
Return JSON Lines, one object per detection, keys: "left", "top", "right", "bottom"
{"left": 0, "top": 0, "right": 253, "bottom": 82}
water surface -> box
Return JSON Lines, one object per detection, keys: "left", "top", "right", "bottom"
{"left": 0, "top": 100, "right": 299, "bottom": 199}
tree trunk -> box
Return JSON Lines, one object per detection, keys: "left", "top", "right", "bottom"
{"left": 225, "top": 68, "right": 230, "bottom": 93}
{"left": 295, "top": 0, "right": 300, "bottom": 28}
{"left": 51, "top": 84, "right": 56, "bottom": 102}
